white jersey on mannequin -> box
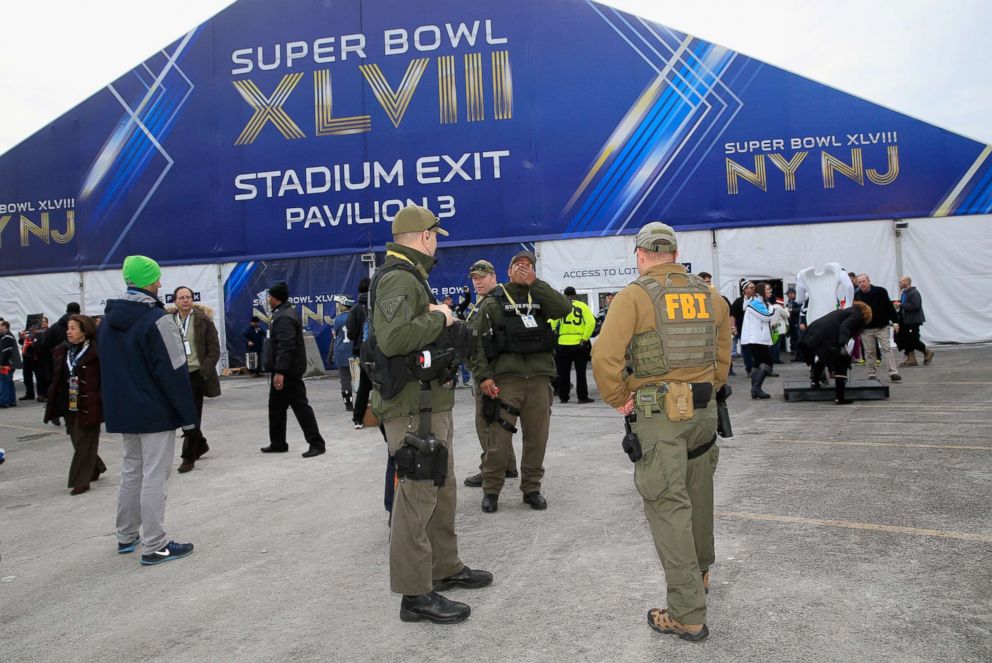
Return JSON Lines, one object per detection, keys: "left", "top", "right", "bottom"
{"left": 795, "top": 263, "right": 855, "bottom": 325}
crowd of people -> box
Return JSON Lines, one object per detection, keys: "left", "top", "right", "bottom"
{"left": 0, "top": 203, "right": 938, "bottom": 640}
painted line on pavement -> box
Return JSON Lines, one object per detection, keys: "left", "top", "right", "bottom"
{"left": 776, "top": 439, "right": 991, "bottom": 451}
{"left": 716, "top": 511, "right": 992, "bottom": 543}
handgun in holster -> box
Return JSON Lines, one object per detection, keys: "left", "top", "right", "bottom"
{"left": 394, "top": 382, "right": 449, "bottom": 486}
{"left": 716, "top": 383, "right": 733, "bottom": 438}
{"left": 622, "top": 412, "right": 642, "bottom": 463}
{"left": 481, "top": 393, "right": 518, "bottom": 433}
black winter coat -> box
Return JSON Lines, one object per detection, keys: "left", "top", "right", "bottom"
{"left": 265, "top": 302, "right": 307, "bottom": 377}
{"left": 799, "top": 307, "right": 868, "bottom": 363}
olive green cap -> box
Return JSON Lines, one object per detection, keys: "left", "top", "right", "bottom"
{"left": 634, "top": 222, "right": 678, "bottom": 252}
{"left": 468, "top": 259, "right": 495, "bottom": 276}
{"left": 392, "top": 205, "right": 449, "bottom": 236}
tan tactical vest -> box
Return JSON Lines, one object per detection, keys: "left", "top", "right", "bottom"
{"left": 626, "top": 272, "right": 716, "bottom": 377}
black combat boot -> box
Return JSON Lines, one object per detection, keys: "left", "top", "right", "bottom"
{"left": 400, "top": 591, "right": 471, "bottom": 624}
{"left": 750, "top": 366, "right": 770, "bottom": 399}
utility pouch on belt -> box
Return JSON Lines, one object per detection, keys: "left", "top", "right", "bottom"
{"left": 664, "top": 382, "right": 694, "bottom": 422}
{"left": 636, "top": 382, "right": 713, "bottom": 421}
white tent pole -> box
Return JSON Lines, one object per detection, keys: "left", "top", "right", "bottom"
{"left": 893, "top": 219, "right": 907, "bottom": 282}
{"left": 216, "top": 263, "right": 228, "bottom": 370}
{"left": 710, "top": 229, "right": 721, "bottom": 287}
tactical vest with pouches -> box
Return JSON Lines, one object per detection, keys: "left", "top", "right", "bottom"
{"left": 361, "top": 260, "right": 458, "bottom": 399}
{"left": 627, "top": 272, "right": 716, "bottom": 378}
{"left": 483, "top": 285, "right": 556, "bottom": 360}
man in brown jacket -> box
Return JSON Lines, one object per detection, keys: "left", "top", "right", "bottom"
{"left": 171, "top": 286, "right": 221, "bottom": 473}
{"left": 592, "top": 222, "right": 730, "bottom": 642}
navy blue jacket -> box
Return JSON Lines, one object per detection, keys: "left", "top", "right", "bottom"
{"left": 99, "top": 289, "right": 197, "bottom": 434}
{"left": 242, "top": 323, "right": 266, "bottom": 352}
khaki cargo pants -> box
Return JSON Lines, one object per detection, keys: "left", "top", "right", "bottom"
{"left": 474, "top": 388, "right": 517, "bottom": 474}
{"left": 632, "top": 399, "right": 719, "bottom": 625}
{"left": 482, "top": 375, "right": 552, "bottom": 495}
{"left": 384, "top": 410, "right": 464, "bottom": 596}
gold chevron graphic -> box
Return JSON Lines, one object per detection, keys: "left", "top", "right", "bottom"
{"left": 437, "top": 56, "right": 457, "bottom": 125}
{"left": 233, "top": 74, "right": 306, "bottom": 145}
{"left": 314, "top": 70, "right": 371, "bottom": 136}
{"left": 359, "top": 59, "right": 430, "bottom": 128}
{"left": 492, "top": 50, "right": 513, "bottom": 120}
{"left": 465, "top": 53, "right": 485, "bottom": 122}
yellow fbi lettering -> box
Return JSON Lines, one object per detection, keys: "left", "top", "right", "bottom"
{"left": 664, "top": 293, "right": 710, "bottom": 320}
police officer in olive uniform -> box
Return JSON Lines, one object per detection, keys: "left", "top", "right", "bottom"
{"left": 463, "top": 259, "right": 518, "bottom": 488}
{"left": 467, "top": 251, "right": 572, "bottom": 513}
{"left": 591, "top": 222, "right": 731, "bottom": 642}
{"left": 367, "top": 205, "right": 492, "bottom": 624}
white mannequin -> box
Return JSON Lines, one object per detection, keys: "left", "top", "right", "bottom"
{"left": 795, "top": 263, "right": 854, "bottom": 325}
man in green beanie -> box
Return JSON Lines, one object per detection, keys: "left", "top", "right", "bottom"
{"left": 99, "top": 255, "right": 198, "bottom": 566}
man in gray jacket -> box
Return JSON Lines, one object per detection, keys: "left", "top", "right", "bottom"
{"left": 897, "top": 276, "right": 934, "bottom": 367}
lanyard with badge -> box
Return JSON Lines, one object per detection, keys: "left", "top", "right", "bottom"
{"left": 176, "top": 313, "right": 192, "bottom": 356}
{"left": 500, "top": 285, "right": 539, "bottom": 328}
{"left": 66, "top": 342, "right": 89, "bottom": 412}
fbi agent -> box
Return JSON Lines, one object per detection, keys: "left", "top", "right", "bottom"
{"left": 468, "top": 250, "right": 572, "bottom": 513}
{"left": 591, "top": 222, "right": 731, "bottom": 642}
{"left": 364, "top": 204, "right": 492, "bottom": 624}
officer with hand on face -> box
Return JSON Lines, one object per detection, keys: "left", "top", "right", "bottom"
{"left": 364, "top": 204, "right": 492, "bottom": 625}
{"left": 592, "top": 222, "right": 731, "bottom": 643}
{"left": 468, "top": 251, "right": 572, "bottom": 513}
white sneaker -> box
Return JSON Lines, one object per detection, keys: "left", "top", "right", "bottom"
{"left": 354, "top": 423, "right": 363, "bottom": 430}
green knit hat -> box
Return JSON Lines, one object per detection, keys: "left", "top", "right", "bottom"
{"left": 122, "top": 255, "right": 162, "bottom": 288}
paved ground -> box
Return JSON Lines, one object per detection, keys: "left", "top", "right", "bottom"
{"left": 1, "top": 345, "right": 990, "bottom": 662}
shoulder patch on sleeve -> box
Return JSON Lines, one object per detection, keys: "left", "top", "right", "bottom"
{"left": 376, "top": 295, "right": 406, "bottom": 323}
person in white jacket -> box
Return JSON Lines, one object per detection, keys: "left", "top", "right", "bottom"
{"left": 741, "top": 281, "right": 777, "bottom": 399}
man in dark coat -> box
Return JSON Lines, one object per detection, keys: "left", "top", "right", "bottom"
{"left": 242, "top": 317, "right": 267, "bottom": 376}
{"left": 170, "top": 287, "right": 222, "bottom": 474}
{"left": 897, "top": 276, "right": 934, "bottom": 367}
{"left": 798, "top": 301, "right": 872, "bottom": 404}
{"left": 346, "top": 277, "right": 372, "bottom": 429}
{"left": 260, "top": 282, "right": 326, "bottom": 457}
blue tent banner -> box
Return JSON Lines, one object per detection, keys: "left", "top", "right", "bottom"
{"left": 1, "top": 0, "right": 988, "bottom": 276}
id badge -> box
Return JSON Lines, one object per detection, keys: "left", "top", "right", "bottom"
{"left": 183, "top": 340, "right": 192, "bottom": 356}
{"left": 521, "top": 314, "right": 538, "bottom": 328}
{"left": 68, "top": 376, "right": 79, "bottom": 412}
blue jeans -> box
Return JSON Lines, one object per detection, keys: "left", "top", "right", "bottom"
{"left": 0, "top": 371, "right": 15, "bottom": 406}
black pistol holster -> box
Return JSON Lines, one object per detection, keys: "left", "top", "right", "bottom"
{"left": 394, "top": 381, "right": 448, "bottom": 486}
{"left": 716, "top": 383, "right": 733, "bottom": 438}
{"left": 481, "top": 394, "right": 519, "bottom": 433}
{"left": 622, "top": 412, "right": 642, "bottom": 463}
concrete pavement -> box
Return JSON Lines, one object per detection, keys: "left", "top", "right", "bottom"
{"left": 1, "top": 345, "right": 989, "bottom": 661}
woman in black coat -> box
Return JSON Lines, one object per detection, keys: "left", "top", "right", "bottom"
{"left": 798, "top": 301, "right": 872, "bottom": 404}
{"left": 45, "top": 315, "right": 106, "bottom": 494}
